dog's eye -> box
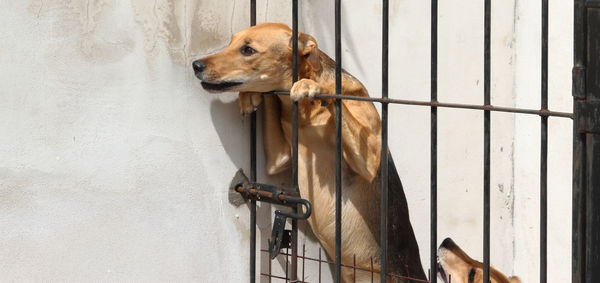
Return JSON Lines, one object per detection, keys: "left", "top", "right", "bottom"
{"left": 240, "top": 45, "right": 257, "bottom": 56}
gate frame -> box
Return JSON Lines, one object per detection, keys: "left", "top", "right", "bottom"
{"left": 238, "top": 0, "right": 590, "bottom": 282}
{"left": 573, "top": 1, "right": 600, "bottom": 283}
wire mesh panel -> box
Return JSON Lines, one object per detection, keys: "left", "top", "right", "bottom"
{"left": 259, "top": 248, "right": 430, "bottom": 283}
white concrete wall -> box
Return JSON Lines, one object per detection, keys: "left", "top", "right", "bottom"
{"left": 512, "top": 0, "right": 573, "bottom": 282}
{"left": 0, "top": 0, "right": 572, "bottom": 282}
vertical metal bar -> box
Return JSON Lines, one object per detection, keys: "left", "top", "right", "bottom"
{"left": 353, "top": 254, "right": 357, "bottom": 283}
{"left": 582, "top": 6, "right": 600, "bottom": 283}
{"left": 319, "top": 248, "right": 322, "bottom": 283}
{"left": 483, "top": 0, "right": 491, "bottom": 282}
{"left": 380, "top": 0, "right": 390, "bottom": 282}
{"left": 291, "top": 0, "right": 300, "bottom": 281}
{"left": 269, "top": 250, "right": 272, "bottom": 283}
{"left": 371, "top": 258, "right": 374, "bottom": 283}
{"left": 585, "top": 136, "right": 600, "bottom": 283}
{"left": 334, "top": 0, "right": 343, "bottom": 282}
{"left": 250, "top": 124, "right": 257, "bottom": 283}
{"left": 249, "top": 1, "right": 257, "bottom": 282}
{"left": 250, "top": 0, "right": 256, "bottom": 25}
{"left": 540, "top": 84, "right": 549, "bottom": 283}
{"left": 430, "top": 0, "right": 438, "bottom": 282}
{"left": 540, "top": 0, "right": 549, "bottom": 282}
{"left": 572, "top": 0, "right": 586, "bottom": 282}
{"left": 302, "top": 244, "right": 306, "bottom": 283}
{"left": 286, "top": 247, "right": 290, "bottom": 280}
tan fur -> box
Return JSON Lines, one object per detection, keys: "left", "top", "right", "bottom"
{"left": 437, "top": 238, "right": 521, "bottom": 283}
{"left": 196, "top": 23, "right": 389, "bottom": 282}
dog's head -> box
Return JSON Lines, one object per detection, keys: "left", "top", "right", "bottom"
{"left": 437, "top": 238, "right": 521, "bottom": 283}
{"left": 192, "top": 22, "right": 320, "bottom": 93}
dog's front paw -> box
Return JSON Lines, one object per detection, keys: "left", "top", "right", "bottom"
{"left": 238, "top": 92, "right": 262, "bottom": 115}
{"left": 290, "top": 79, "right": 320, "bottom": 101}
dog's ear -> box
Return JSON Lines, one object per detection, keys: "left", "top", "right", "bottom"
{"left": 291, "top": 32, "right": 321, "bottom": 72}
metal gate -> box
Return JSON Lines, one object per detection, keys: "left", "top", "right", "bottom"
{"left": 231, "top": 0, "right": 599, "bottom": 282}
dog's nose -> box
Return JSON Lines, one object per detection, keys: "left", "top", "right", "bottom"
{"left": 192, "top": 60, "right": 206, "bottom": 73}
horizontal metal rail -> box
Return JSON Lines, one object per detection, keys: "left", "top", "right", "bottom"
{"left": 266, "top": 91, "right": 573, "bottom": 118}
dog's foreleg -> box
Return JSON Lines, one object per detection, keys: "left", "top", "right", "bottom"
{"left": 263, "top": 95, "right": 291, "bottom": 175}
{"left": 289, "top": 79, "right": 381, "bottom": 182}
{"left": 334, "top": 96, "right": 382, "bottom": 182}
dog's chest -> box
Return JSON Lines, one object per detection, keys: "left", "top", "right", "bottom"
{"left": 280, "top": 116, "right": 356, "bottom": 195}
{"left": 280, "top": 108, "right": 336, "bottom": 145}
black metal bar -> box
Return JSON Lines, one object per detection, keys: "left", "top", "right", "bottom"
{"left": 250, "top": 124, "right": 257, "bottom": 283}
{"left": 302, "top": 244, "right": 306, "bottom": 282}
{"left": 268, "top": 246, "right": 272, "bottom": 283}
{"left": 371, "top": 257, "right": 374, "bottom": 283}
{"left": 335, "top": 0, "right": 343, "bottom": 282}
{"left": 291, "top": 2, "right": 299, "bottom": 178}
{"left": 540, "top": 121, "right": 548, "bottom": 282}
{"left": 249, "top": 1, "right": 257, "bottom": 282}
{"left": 319, "top": 248, "right": 322, "bottom": 283}
{"left": 430, "top": 0, "right": 438, "bottom": 282}
{"left": 572, "top": 0, "right": 586, "bottom": 281}
{"left": 353, "top": 254, "right": 357, "bottom": 283}
{"left": 581, "top": 4, "right": 600, "bottom": 283}
{"left": 291, "top": 0, "right": 300, "bottom": 281}
{"left": 250, "top": 0, "right": 256, "bottom": 26}
{"left": 585, "top": 135, "right": 600, "bottom": 283}
{"left": 265, "top": 92, "right": 573, "bottom": 118}
{"left": 540, "top": 0, "right": 549, "bottom": 282}
{"left": 541, "top": 4, "right": 549, "bottom": 111}
{"left": 286, "top": 247, "right": 290, "bottom": 280}
{"left": 483, "top": 0, "right": 491, "bottom": 281}
{"left": 380, "top": 1, "right": 390, "bottom": 283}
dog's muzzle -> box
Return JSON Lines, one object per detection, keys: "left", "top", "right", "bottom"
{"left": 192, "top": 60, "right": 243, "bottom": 92}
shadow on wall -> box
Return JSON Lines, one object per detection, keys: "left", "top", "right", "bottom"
{"left": 208, "top": 98, "right": 327, "bottom": 281}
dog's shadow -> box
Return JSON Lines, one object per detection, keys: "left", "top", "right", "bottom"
{"left": 209, "top": 98, "right": 327, "bottom": 281}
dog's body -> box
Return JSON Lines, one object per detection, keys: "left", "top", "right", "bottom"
{"left": 193, "top": 23, "right": 425, "bottom": 282}
{"left": 437, "top": 238, "right": 521, "bottom": 283}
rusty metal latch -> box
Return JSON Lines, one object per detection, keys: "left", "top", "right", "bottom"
{"left": 229, "top": 170, "right": 312, "bottom": 259}
{"left": 269, "top": 213, "right": 291, "bottom": 259}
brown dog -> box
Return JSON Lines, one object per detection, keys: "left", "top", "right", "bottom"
{"left": 193, "top": 22, "right": 425, "bottom": 282}
{"left": 437, "top": 238, "right": 521, "bottom": 283}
